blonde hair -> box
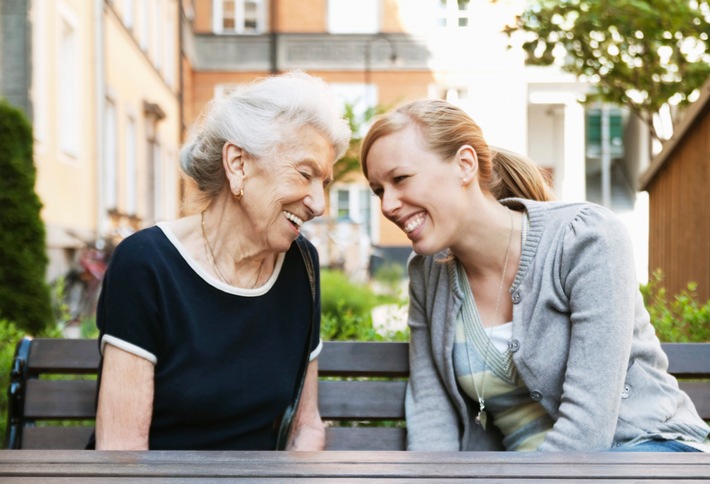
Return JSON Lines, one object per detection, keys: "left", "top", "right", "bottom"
{"left": 489, "top": 147, "right": 555, "bottom": 201}
{"left": 361, "top": 99, "right": 553, "bottom": 202}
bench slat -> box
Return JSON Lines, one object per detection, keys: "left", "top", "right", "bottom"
{"left": 679, "top": 381, "right": 710, "bottom": 420}
{"left": 319, "top": 341, "right": 409, "bottom": 377}
{"left": 21, "top": 426, "right": 94, "bottom": 450}
{"left": 27, "top": 339, "right": 100, "bottom": 374}
{"left": 9, "top": 338, "right": 709, "bottom": 452}
{"left": 661, "top": 343, "right": 710, "bottom": 378}
{"left": 325, "top": 426, "right": 406, "bottom": 451}
{"left": 319, "top": 380, "right": 406, "bottom": 419}
{"left": 24, "top": 380, "right": 97, "bottom": 419}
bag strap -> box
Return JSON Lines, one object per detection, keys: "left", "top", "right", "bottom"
{"left": 275, "top": 235, "right": 317, "bottom": 450}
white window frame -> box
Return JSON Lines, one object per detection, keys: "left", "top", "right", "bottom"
{"left": 212, "top": 0, "right": 267, "bottom": 34}
{"left": 139, "top": 0, "right": 149, "bottom": 50}
{"left": 164, "top": 9, "right": 175, "bottom": 87}
{"left": 437, "top": 0, "right": 472, "bottom": 28}
{"left": 57, "top": 3, "right": 80, "bottom": 158}
{"left": 103, "top": 96, "right": 118, "bottom": 210}
{"left": 152, "top": 0, "right": 162, "bottom": 69}
{"left": 152, "top": 141, "right": 163, "bottom": 221}
{"left": 125, "top": 115, "right": 138, "bottom": 215}
{"left": 122, "top": 0, "right": 134, "bottom": 29}
{"left": 330, "top": 184, "right": 376, "bottom": 239}
{"left": 31, "top": 3, "right": 48, "bottom": 144}
{"left": 328, "top": 0, "right": 380, "bottom": 34}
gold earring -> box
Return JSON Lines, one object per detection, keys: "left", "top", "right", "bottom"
{"left": 233, "top": 189, "right": 244, "bottom": 201}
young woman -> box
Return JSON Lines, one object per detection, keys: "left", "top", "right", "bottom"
{"left": 361, "top": 99, "right": 709, "bottom": 452}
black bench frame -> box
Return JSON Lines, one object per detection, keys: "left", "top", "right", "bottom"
{"left": 5, "top": 337, "right": 709, "bottom": 450}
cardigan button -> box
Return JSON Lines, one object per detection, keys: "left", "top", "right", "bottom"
{"left": 507, "top": 339, "right": 520, "bottom": 352}
{"left": 621, "top": 385, "right": 631, "bottom": 399}
{"left": 511, "top": 291, "right": 521, "bottom": 304}
{"left": 530, "top": 390, "right": 543, "bottom": 401}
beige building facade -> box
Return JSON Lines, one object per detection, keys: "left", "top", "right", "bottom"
{"left": 0, "top": 0, "right": 650, "bottom": 282}
{"left": 13, "top": 0, "right": 183, "bottom": 279}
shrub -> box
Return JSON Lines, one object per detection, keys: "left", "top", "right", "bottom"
{"left": 0, "top": 319, "right": 24, "bottom": 442}
{"left": 0, "top": 100, "right": 53, "bottom": 334}
{"left": 320, "top": 269, "right": 405, "bottom": 341}
{"left": 641, "top": 270, "right": 710, "bottom": 342}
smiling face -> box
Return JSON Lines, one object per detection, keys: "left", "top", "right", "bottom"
{"left": 242, "top": 124, "right": 335, "bottom": 253}
{"left": 366, "top": 125, "right": 469, "bottom": 256}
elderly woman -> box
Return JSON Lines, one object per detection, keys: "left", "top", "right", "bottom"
{"left": 93, "top": 72, "right": 351, "bottom": 451}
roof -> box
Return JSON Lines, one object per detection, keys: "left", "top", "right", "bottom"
{"left": 639, "top": 76, "right": 710, "bottom": 190}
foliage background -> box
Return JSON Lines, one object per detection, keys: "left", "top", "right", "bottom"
{"left": 0, "top": 100, "right": 53, "bottom": 334}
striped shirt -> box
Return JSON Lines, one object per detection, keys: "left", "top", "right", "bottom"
{"left": 453, "top": 225, "right": 553, "bottom": 451}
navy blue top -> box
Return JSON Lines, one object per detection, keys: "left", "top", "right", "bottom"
{"left": 95, "top": 225, "right": 320, "bottom": 450}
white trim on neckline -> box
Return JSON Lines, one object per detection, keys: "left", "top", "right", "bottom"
{"left": 156, "top": 222, "right": 286, "bottom": 296}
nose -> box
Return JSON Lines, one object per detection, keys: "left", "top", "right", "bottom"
{"left": 304, "top": 184, "right": 326, "bottom": 218}
{"left": 380, "top": 188, "right": 401, "bottom": 219}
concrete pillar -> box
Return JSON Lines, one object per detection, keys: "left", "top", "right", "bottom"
{"left": 561, "top": 98, "right": 586, "bottom": 202}
{"left": 0, "top": 0, "right": 31, "bottom": 117}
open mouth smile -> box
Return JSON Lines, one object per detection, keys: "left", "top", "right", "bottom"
{"left": 283, "top": 211, "right": 305, "bottom": 230}
{"left": 403, "top": 213, "right": 425, "bottom": 234}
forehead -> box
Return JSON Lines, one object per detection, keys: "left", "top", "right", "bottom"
{"left": 367, "top": 126, "right": 430, "bottom": 176}
{"left": 274, "top": 125, "right": 335, "bottom": 170}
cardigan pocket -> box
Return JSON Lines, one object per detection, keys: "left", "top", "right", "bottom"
{"left": 617, "top": 361, "right": 677, "bottom": 431}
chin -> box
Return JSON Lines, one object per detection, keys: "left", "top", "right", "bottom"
{"left": 411, "top": 241, "right": 440, "bottom": 257}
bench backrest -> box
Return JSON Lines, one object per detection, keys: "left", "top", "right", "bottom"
{"left": 5, "top": 338, "right": 709, "bottom": 450}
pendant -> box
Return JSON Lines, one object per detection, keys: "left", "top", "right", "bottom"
{"left": 475, "top": 409, "right": 487, "bottom": 430}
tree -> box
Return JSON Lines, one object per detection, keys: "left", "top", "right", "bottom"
{"left": 504, "top": 0, "right": 710, "bottom": 141}
{"left": 332, "top": 103, "right": 383, "bottom": 183}
{"left": 0, "top": 99, "right": 53, "bottom": 334}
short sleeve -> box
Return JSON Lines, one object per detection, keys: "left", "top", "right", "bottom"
{"left": 96, "top": 232, "right": 162, "bottom": 362}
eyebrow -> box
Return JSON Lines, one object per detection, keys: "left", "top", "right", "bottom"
{"left": 300, "top": 159, "right": 333, "bottom": 185}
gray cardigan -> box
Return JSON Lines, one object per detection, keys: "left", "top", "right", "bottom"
{"left": 405, "top": 199, "right": 710, "bottom": 451}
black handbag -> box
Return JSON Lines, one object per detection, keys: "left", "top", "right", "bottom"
{"left": 275, "top": 235, "right": 317, "bottom": 450}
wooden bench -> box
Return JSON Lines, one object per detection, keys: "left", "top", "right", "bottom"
{"left": 4, "top": 337, "right": 709, "bottom": 450}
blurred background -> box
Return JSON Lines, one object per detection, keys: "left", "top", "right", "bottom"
{"left": 0, "top": 0, "right": 708, "bottom": 343}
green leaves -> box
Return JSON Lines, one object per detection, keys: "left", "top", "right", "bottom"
{"left": 508, "top": 0, "right": 710, "bottom": 140}
{"left": 640, "top": 270, "right": 710, "bottom": 342}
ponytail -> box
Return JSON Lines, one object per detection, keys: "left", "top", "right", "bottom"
{"left": 488, "top": 147, "right": 555, "bottom": 202}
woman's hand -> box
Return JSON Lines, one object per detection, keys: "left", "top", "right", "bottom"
{"left": 96, "top": 344, "right": 154, "bottom": 450}
{"left": 287, "top": 359, "right": 325, "bottom": 451}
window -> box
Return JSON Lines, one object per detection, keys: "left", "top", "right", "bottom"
{"left": 152, "top": 0, "right": 162, "bottom": 69}
{"left": 438, "top": 0, "right": 471, "bottom": 28}
{"left": 332, "top": 186, "right": 374, "bottom": 238}
{"left": 164, "top": 13, "right": 175, "bottom": 86}
{"left": 213, "top": 0, "right": 265, "bottom": 34}
{"left": 139, "top": 0, "right": 149, "bottom": 50}
{"left": 58, "top": 10, "right": 79, "bottom": 156}
{"left": 31, "top": 4, "right": 47, "bottom": 143}
{"left": 122, "top": 0, "right": 134, "bottom": 29}
{"left": 103, "top": 98, "right": 118, "bottom": 210}
{"left": 328, "top": 0, "right": 379, "bottom": 33}
{"left": 125, "top": 117, "right": 137, "bottom": 215}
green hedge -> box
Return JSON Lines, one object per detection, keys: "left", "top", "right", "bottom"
{"left": 0, "top": 100, "right": 52, "bottom": 334}
{"left": 641, "top": 270, "right": 710, "bottom": 342}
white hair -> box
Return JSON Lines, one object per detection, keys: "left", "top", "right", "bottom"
{"left": 180, "top": 71, "right": 351, "bottom": 200}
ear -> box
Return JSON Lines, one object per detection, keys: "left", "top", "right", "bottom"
{"left": 456, "top": 145, "right": 478, "bottom": 185}
{"left": 222, "top": 142, "right": 246, "bottom": 194}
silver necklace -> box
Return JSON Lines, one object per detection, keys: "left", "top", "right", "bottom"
{"left": 469, "top": 206, "right": 514, "bottom": 430}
